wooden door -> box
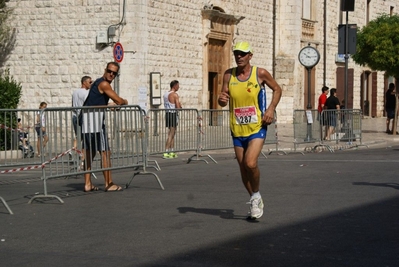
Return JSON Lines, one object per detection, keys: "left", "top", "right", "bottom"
{"left": 208, "top": 38, "right": 225, "bottom": 110}
{"left": 371, "top": 72, "right": 377, "bottom": 117}
{"left": 208, "top": 72, "right": 219, "bottom": 125}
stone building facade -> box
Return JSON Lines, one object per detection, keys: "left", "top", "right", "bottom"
{"left": 3, "top": 0, "right": 398, "bottom": 122}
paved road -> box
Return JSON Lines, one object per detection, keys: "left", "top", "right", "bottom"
{"left": 1, "top": 143, "right": 398, "bottom": 267}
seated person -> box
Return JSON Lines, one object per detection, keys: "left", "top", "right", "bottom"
{"left": 17, "top": 118, "right": 28, "bottom": 149}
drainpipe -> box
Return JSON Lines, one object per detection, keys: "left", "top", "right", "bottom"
{"left": 323, "top": 0, "right": 327, "bottom": 86}
{"left": 272, "top": 0, "right": 276, "bottom": 77}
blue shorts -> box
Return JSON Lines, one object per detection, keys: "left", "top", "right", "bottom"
{"left": 325, "top": 113, "right": 337, "bottom": 127}
{"left": 232, "top": 128, "right": 267, "bottom": 149}
{"left": 35, "top": 126, "right": 47, "bottom": 136}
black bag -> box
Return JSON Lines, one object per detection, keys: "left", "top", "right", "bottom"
{"left": 78, "top": 112, "right": 83, "bottom": 126}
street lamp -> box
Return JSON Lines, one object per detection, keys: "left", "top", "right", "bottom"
{"left": 339, "top": 0, "right": 356, "bottom": 141}
{"left": 341, "top": 0, "right": 355, "bottom": 109}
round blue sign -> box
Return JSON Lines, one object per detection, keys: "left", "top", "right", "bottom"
{"left": 113, "top": 42, "right": 124, "bottom": 63}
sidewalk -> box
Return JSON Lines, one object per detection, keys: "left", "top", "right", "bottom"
{"left": 274, "top": 116, "right": 399, "bottom": 151}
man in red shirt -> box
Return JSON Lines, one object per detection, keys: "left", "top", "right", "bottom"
{"left": 318, "top": 86, "right": 329, "bottom": 139}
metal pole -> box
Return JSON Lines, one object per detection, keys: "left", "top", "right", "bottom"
{"left": 343, "top": 10, "right": 354, "bottom": 141}
{"left": 323, "top": 0, "right": 327, "bottom": 86}
{"left": 307, "top": 68, "right": 312, "bottom": 110}
{"left": 153, "top": 109, "right": 159, "bottom": 136}
{"left": 344, "top": 11, "right": 349, "bottom": 109}
{"left": 305, "top": 68, "right": 313, "bottom": 141}
{"left": 272, "top": 0, "right": 276, "bottom": 77}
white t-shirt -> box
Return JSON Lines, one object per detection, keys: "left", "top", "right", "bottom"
{"left": 72, "top": 88, "right": 89, "bottom": 117}
{"left": 36, "top": 111, "right": 46, "bottom": 127}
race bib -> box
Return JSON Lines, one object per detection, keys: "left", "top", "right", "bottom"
{"left": 234, "top": 106, "right": 258, "bottom": 124}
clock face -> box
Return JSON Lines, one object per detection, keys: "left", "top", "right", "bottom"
{"left": 298, "top": 46, "right": 320, "bottom": 68}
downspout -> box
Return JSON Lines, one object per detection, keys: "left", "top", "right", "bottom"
{"left": 107, "top": 0, "right": 127, "bottom": 95}
{"left": 323, "top": 0, "right": 327, "bottom": 86}
{"left": 272, "top": 0, "right": 276, "bottom": 77}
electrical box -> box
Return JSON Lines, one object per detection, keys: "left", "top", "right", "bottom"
{"left": 96, "top": 31, "right": 108, "bottom": 44}
{"left": 108, "top": 26, "right": 116, "bottom": 38}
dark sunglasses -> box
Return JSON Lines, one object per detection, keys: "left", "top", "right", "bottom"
{"left": 106, "top": 69, "right": 118, "bottom": 76}
{"left": 233, "top": 51, "right": 250, "bottom": 57}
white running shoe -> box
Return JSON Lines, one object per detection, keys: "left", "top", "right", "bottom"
{"left": 249, "top": 197, "right": 264, "bottom": 219}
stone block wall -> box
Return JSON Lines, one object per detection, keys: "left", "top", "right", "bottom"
{"left": 2, "top": 0, "right": 397, "bottom": 123}
{"left": 7, "top": 0, "right": 118, "bottom": 108}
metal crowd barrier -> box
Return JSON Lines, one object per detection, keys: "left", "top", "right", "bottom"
{"left": 320, "top": 109, "right": 364, "bottom": 148}
{"left": 293, "top": 109, "right": 364, "bottom": 153}
{"left": 198, "top": 109, "right": 230, "bottom": 163}
{"left": 0, "top": 196, "right": 13, "bottom": 214}
{"left": 261, "top": 111, "right": 286, "bottom": 157}
{"left": 293, "top": 109, "right": 323, "bottom": 152}
{"left": 146, "top": 108, "right": 217, "bottom": 164}
{"left": 0, "top": 108, "right": 45, "bottom": 214}
{"left": 1, "top": 106, "right": 288, "bottom": 211}
{"left": 146, "top": 109, "right": 283, "bottom": 163}
{"left": 146, "top": 108, "right": 198, "bottom": 154}
{"left": 0, "top": 106, "right": 162, "bottom": 205}
{"left": 198, "top": 109, "right": 283, "bottom": 156}
{"left": 199, "top": 109, "right": 231, "bottom": 150}
{"left": 0, "top": 108, "right": 42, "bottom": 165}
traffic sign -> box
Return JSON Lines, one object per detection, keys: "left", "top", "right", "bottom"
{"left": 113, "top": 42, "right": 124, "bottom": 63}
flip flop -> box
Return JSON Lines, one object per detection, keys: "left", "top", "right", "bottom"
{"left": 84, "top": 186, "right": 99, "bottom": 192}
{"left": 104, "top": 182, "right": 123, "bottom": 192}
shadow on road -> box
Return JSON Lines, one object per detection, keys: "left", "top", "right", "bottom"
{"left": 146, "top": 196, "right": 399, "bottom": 267}
{"left": 353, "top": 182, "right": 399, "bottom": 190}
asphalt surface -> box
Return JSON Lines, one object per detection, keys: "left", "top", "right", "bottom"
{"left": 1, "top": 142, "right": 399, "bottom": 267}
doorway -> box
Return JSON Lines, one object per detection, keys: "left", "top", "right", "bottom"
{"left": 336, "top": 67, "right": 354, "bottom": 109}
{"left": 360, "top": 71, "right": 377, "bottom": 117}
{"left": 208, "top": 72, "right": 219, "bottom": 126}
{"left": 208, "top": 72, "right": 218, "bottom": 109}
{"left": 208, "top": 38, "right": 226, "bottom": 110}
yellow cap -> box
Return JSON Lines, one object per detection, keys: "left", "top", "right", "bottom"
{"left": 233, "top": 41, "right": 253, "bottom": 53}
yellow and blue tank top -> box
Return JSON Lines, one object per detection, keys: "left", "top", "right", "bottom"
{"left": 228, "top": 66, "right": 267, "bottom": 137}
